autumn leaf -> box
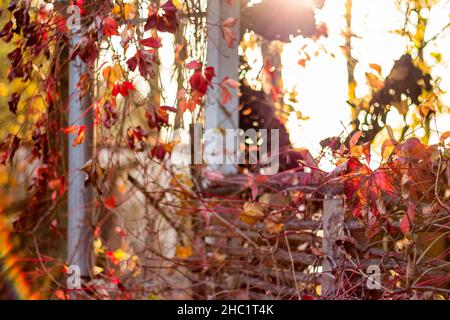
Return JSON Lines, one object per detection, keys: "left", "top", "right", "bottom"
{"left": 419, "top": 93, "right": 437, "bottom": 118}
{"left": 104, "top": 195, "right": 117, "bottom": 210}
{"left": 400, "top": 137, "right": 429, "bottom": 160}
{"left": 374, "top": 170, "right": 396, "bottom": 195}
{"left": 176, "top": 245, "right": 193, "bottom": 260}
{"left": 439, "top": 131, "right": 450, "bottom": 145}
{"left": 144, "top": 0, "right": 179, "bottom": 34}
{"left": 62, "top": 125, "right": 85, "bottom": 147}
{"left": 139, "top": 36, "right": 162, "bottom": 48}
{"left": 369, "top": 63, "right": 382, "bottom": 76}
{"left": 185, "top": 60, "right": 203, "bottom": 70}
{"left": 400, "top": 202, "right": 415, "bottom": 235}
{"left": 219, "top": 77, "right": 240, "bottom": 106}
{"left": 102, "top": 64, "right": 124, "bottom": 88}
{"left": 381, "top": 139, "right": 396, "bottom": 161}
{"left": 365, "top": 72, "right": 384, "bottom": 90}
{"left": 55, "top": 290, "right": 70, "bottom": 300}
{"left": 112, "top": 81, "right": 135, "bottom": 97}
{"left": 221, "top": 17, "right": 237, "bottom": 48}
{"left": 112, "top": 3, "right": 137, "bottom": 20}
{"left": 295, "top": 110, "right": 310, "bottom": 121}
{"left": 266, "top": 218, "right": 283, "bottom": 234}
{"left": 103, "top": 17, "right": 119, "bottom": 36}
{"left": 430, "top": 52, "right": 442, "bottom": 63}
{"left": 240, "top": 201, "right": 265, "bottom": 225}
{"left": 189, "top": 67, "right": 215, "bottom": 96}
{"left": 107, "top": 249, "right": 129, "bottom": 264}
{"left": 73, "top": 127, "right": 85, "bottom": 146}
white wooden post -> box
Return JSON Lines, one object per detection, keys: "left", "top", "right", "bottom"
{"left": 322, "top": 197, "right": 344, "bottom": 297}
{"left": 205, "top": 0, "right": 240, "bottom": 174}
{"left": 67, "top": 23, "right": 93, "bottom": 279}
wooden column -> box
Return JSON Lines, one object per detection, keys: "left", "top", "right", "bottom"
{"left": 205, "top": 0, "right": 240, "bottom": 174}
{"left": 321, "top": 197, "right": 344, "bottom": 297}
{"left": 67, "top": 8, "right": 93, "bottom": 279}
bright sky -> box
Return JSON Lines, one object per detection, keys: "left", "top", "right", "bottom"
{"left": 281, "top": 0, "right": 450, "bottom": 168}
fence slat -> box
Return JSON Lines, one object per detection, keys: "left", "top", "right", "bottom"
{"left": 321, "top": 197, "right": 344, "bottom": 297}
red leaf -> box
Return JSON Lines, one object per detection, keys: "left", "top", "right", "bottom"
{"left": 112, "top": 82, "right": 135, "bottom": 97}
{"left": 401, "top": 137, "right": 429, "bottom": 160}
{"left": 160, "top": 106, "right": 177, "bottom": 112}
{"left": 400, "top": 202, "right": 415, "bottom": 235}
{"left": 220, "top": 86, "right": 232, "bottom": 106}
{"left": 189, "top": 70, "right": 209, "bottom": 95}
{"left": 144, "top": 0, "right": 178, "bottom": 33}
{"left": 204, "top": 66, "right": 216, "bottom": 82}
{"left": 112, "top": 83, "right": 121, "bottom": 96}
{"left": 150, "top": 144, "right": 166, "bottom": 160}
{"left": 103, "top": 17, "right": 119, "bottom": 36}
{"left": 104, "top": 196, "right": 117, "bottom": 210}
{"left": 374, "top": 170, "right": 396, "bottom": 195}
{"left": 221, "top": 17, "right": 237, "bottom": 48}
{"left": 126, "top": 55, "right": 138, "bottom": 71}
{"left": 123, "top": 81, "right": 135, "bottom": 91}
{"left": 139, "top": 36, "right": 162, "bottom": 48}
{"left": 186, "top": 60, "right": 202, "bottom": 70}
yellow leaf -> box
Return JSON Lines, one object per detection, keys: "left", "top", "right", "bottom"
{"left": 93, "top": 266, "right": 104, "bottom": 275}
{"left": 102, "top": 63, "right": 123, "bottom": 88}
{"left": 112, "top": 3, "right": 137, "bottom": 20}
{"left": 348, "top": 81, "right": 357, "bottom": 102}
{"left": 381, "top": 139, "right": 396, "bottom": 161}
{"left": 176, "top": 245, "right": 193, "bottom": 260}
{"left": 295, "top": 110, "right": 310, "bottom": 121}
{"left": 315, "top": 285, "right": 321, "bottom": 296}
{"left": 172, "top": 0, "right": 183, "bottom": 9}
{"left": 266, "top": 220, "right": 283, "bottom": 234}
{"left": 0, "top": 82, "right": 9, "bottom": 97}
{"left": 10, "top": 78, "right": 27, "bottom": 94}
{"left": 350, "top": 143, "right": 371, "bottom": 163}
{"left": 430, "top": 52, "right": 442, "bottom": 63}
{"left": 240, "top": 202, "right": 265, "bottom": 225}
{"left": 113, "top": 248, "right": 129, "bottom": 262}
{"left": 93, "top": 238, "right": 105, "bottom": 254}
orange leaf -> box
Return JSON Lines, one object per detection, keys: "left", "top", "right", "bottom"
{"left": 176, "top": 245, "right": 193, "bottom": 260}
{"left": 73, "top": 126, "right": 85, "bottom": 146}
{"left": 419, "top": 94, "right": 437, "bottom": 118}
{"left": 365, "top": 72, "right": 384, "bottom": 90}
{"left": 440, "top": 131, "right": 450, "bottom": 144}
{"left": 62, "top": 125, "right": 85, "bottom": 147}
{"left": 62, "top": 125, "right": 81, "bottom": 135}
{"left": 369, "top": 63, "right": 382, "bottom": 76}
